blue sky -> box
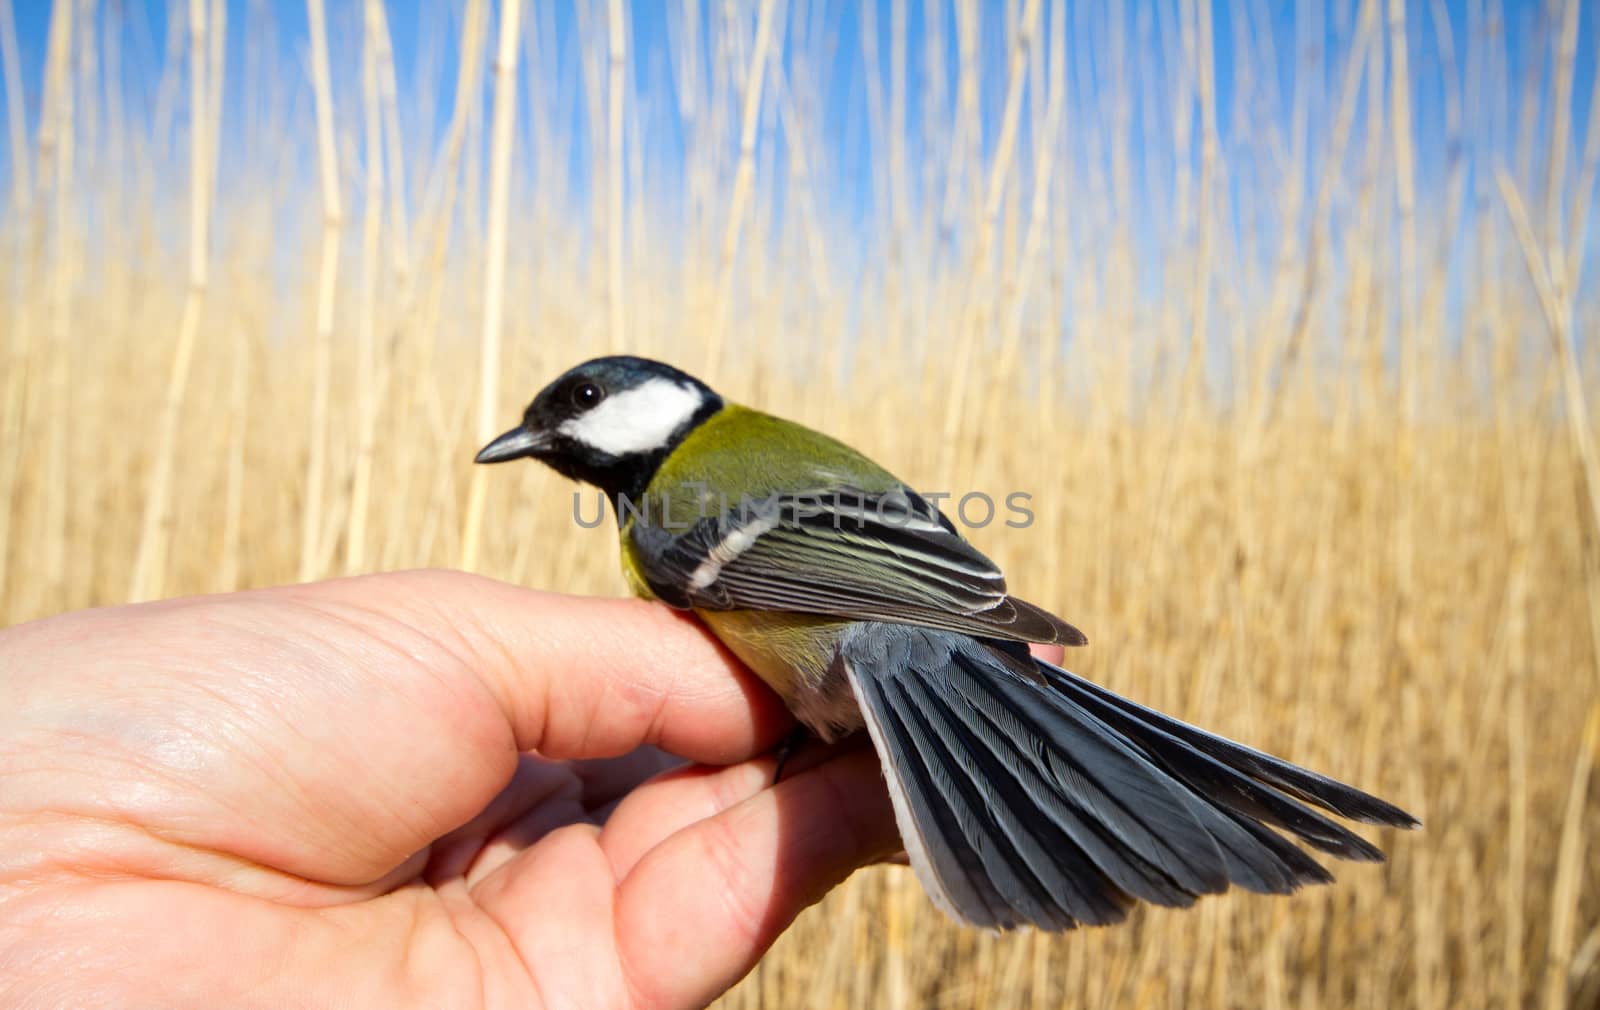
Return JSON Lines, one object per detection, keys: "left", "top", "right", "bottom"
{"left": 5, "top": 3, "right": 1585, "bottom": 171}
{"left": 2, "top": 0, "right": 1594, "bottom": 301}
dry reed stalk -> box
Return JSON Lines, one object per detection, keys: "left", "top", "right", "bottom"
{"left": 347, "top": 0, "right": 387, "bottom": 574}
{"left": 1389, "top": 0, "right": 1419, "bottom": 461}
{"left": 1419, "top": 0, "right": 1466, "bottom": 372}
{"left": 0, "top": 0, "right": 26, "bottom": 210}
{"left": 128, "top": 0, "right": 211, "bottom": 602}
{"left": 149, "top": 3, "right": 182, "bottom": 152}
{"left": 1138, "top": 0, "right": 1217, "bottom": 595}
{"left": 1563, "top": 36, "right": 1600, "bottom": 298}
{"left": 517, "top": 5, "right": 552, "bottom": 213}
{"left": 859, "top": 1, "right": 886, "bottom": 252}
{"left": 1543, "top": 704, "right": 1600, "bottom": 1010}
{"left": 206, "top": 0, "right": 224, "bottom": 196}
{"left": 1183, "top": 0, "right": 1216, "bottom": 403}
{"left": 38, "top": 0, "right": 73, "bottom": 604}
{"left": 703, "top": 0, "right": 776, "bottom": 380}
{"left": 989, "top": 0, "right": 1064, "bottom": 408}
{"left": 300, "top": 0, "right": 342, "bottom": 583}
{"left": 939, "top": 0, "right": 1040, "bottom": 476}
{"left": 460, "top": 0, "right": 523, "bottom": 573}
{"left": 1385, "top": 4, "right": 1440, "bottom": 1006}
{"left": 375, "top": 5, "right": 412, "bottom": 549}
{"left": 1573, "top": 925, "right": 1600, "bottom": 1010}
{"left": 887, "top": 0, "right": 907, "bottom": 352}
{"left": 918, "top": 0, "right": 947, "bottom": 309}
{"left": 0, "top": 0, "right": 29, "bottom": 603}
{"left": 1354, "top": 4, "right": 1387, "bottom": 421}
{"left": 101, "top": 14, "right": 128, "bottom": 312}
{"left": 1107, "top": 3, "right": 1131, "bottom": 230}
{"left": 371, "top": 0, "right": 411, "bottom": 286}
{"left": 1491, "top": 238, "right": 1546, "bottom": 1006}
{"left": 1166, "top": 0, "right": 1196, "bottom": 270}
{"left": 217, "top": 312, "right": 250, "bottom": 592}
{"left": 768, "top": 68, "right": 830, "bottom": 308}
{"left": 71, "top": 0, "right": 94, "bottom": 171}
{"left": 606, "top": 0, "right": 625, "bottom": 353}
{"left": 1545, "top": 0, "right": 1580, "bottom": 273}
{"left": 1252, "top": 0, "right": 1377, "bottom": 435}
{"left": 1501, "top": 444, "right": 1536, "bottom": 996}
{"left": 937, "top": 0, "right": 979, "bottom": 267}
{"left": 1498, "top": 175, "right": 1600, "bottom": 665}
{"left": 0, "top": 270, "right": 21, "bottom": 609}
{"left": 575, "top": 1, "right": 605, "bottom": 333}
{"left": 411, "top": 0, "right": 485, "bottom": 414}
{"left": 1502, "top": 80, "right": 1600, "bottom": 999}
{"left": 673, "top": 0, "right": 701, "bottom": 224}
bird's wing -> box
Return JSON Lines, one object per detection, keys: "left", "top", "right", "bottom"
{"left": 629, "top": 487, "right": 1086, "bottom": 646}
{"left": 842, "top": 624, "right": 1416, "bottom": 931}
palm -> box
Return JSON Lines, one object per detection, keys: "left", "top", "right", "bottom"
{"left": 50, "top": 752, "right": 800, "bottom": 1009}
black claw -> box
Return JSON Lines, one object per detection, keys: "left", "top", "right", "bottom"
{"left": 772, "top": 725, "right": 813, "bottom": 784}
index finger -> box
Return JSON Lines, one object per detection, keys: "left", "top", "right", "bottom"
{"left": 331, "top": 570, "right": 795, "bottom": 765}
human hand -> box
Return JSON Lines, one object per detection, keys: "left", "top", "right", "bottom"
{"left": 0, "top": 571, "right": 904, "bottom": 1009}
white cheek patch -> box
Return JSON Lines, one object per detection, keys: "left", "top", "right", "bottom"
{"left": 558, "top": 379, "right": 706, "bottom": 456}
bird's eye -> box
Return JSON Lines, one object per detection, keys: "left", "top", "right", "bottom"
{"left": 571, "top": 382, "right": 604, "bottom": 410}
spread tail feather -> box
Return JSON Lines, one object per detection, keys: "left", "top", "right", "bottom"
{"left": 841, "top": 624, "right": 1418, "bottom": 932}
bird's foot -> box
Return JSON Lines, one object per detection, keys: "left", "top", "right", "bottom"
{"left": 772, "top": 725, "right": 814, "bottom": 784}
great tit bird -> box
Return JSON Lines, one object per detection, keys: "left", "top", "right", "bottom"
{"left": 476, "top": 355, "right": 1417, "bottom": 931}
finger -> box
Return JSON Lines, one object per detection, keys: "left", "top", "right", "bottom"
{"left": 1029, "top": 641, "right": 1065, "bottom": 666}
{"left": 598, "top": 760, "right": 776, "bottom": 878}
{"left": 341, "top": 570, "right": 795, "bottom": 764}
{"left": 453, "top": 750, "right": 697, "bottom": 886}
{"left": 611, "top": 747, "right": 899, "bottom": 1010}
{"left": 467, "top": 822, "right": 636, "bottom": 1009}
{"left": 598, "top": 735, "right": 878, "bottom": 878}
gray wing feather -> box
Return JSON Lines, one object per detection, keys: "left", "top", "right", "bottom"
{"left": 1035, "top": 663, "right": 1419, "bottom": 832}
{"left": 884, "top": 674, "right": 1129, "bottom": 926}
{"left": 846, "top": 655, "right": 1011, "bottom": 928}
{"left": 842, "top": 623, "right": 1411, "bottom": 931}
{"left": 632, "top": 488, "right": 1086, "bottom": 646}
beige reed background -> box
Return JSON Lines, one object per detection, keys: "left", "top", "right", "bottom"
{"left": 1, "top": 0, "right": 1598, "bottom": 1007}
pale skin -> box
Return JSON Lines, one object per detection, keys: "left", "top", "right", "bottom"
{"left": 0, "top": 570, "right": 1063, "bottom": 1009}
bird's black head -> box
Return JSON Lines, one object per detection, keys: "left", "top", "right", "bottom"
{"left": 475, "top": 356, "right": 723, "bottom": 506}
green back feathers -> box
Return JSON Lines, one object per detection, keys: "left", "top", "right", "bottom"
{"left": 642, "top": 403, "right": 904, "bottom": 527}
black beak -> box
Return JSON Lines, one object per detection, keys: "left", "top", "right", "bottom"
{"left": 475, "top": 425, "right": 551, "bottom": 464}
